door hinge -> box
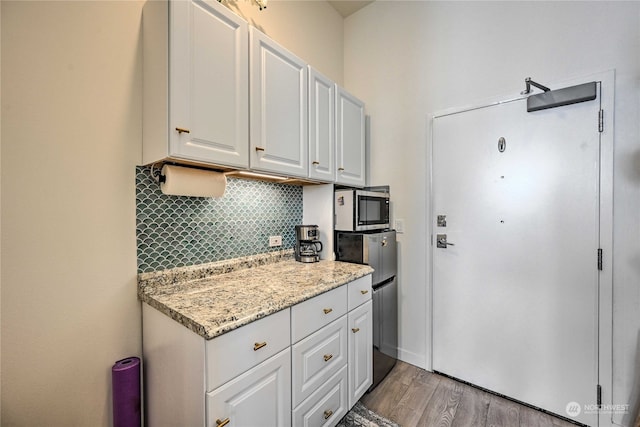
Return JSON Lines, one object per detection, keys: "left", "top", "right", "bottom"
{"left": 597, "top": 248, "right": 603, "bottom": 271}
{"left": 598, "top": 109, "right": 604, "bottom": 133}
{"left": 597, "top": 384, "right": 602, "bottom": 407}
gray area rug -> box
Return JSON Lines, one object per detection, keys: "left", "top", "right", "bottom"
{"left": 336, "top": 402, "right": 400, "bottom": 427}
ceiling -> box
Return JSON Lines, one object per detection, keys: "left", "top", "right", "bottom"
{"left": 327, "top": 0, "right": 374, "bottom": 18}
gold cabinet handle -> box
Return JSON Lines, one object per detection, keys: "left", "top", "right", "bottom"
{"left": 360, "top": 290, "right": 369, "bottom": 295}
{"left": 338, "top": 167, "right": 345, "bottom": 172}
{"left": 312, "top": 161, "right": 320, "bottom": 165}
{"left": 323, "top": 354, "right": 333, "bottom": 362}
{"left": 254, "top": 342, "right": 267, "bottom": 351}
{"left": 324, "top": 410, "right": 333, "bottom": 420}
{"left": 352, "top": 327, "right": 360, "bottom": 333}
{"left": 323, "top": 308, "right": 333, "bottom": 314}
{"left": 175, "top": 127, "right": 190, "bottom": 134}
{"left": 255, "top": 146, "right": 265, "bottom": 152}
{"left": 216, "top": 418, "right": 230, "bottom": 427}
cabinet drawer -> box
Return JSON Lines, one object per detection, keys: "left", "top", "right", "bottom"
{"left": 292, "top": 365, "right": 348, "bottom": 427}
{"left": 206, "top": 308, "right": 290, "bottom": 391}
{"left": 347, "top": 275, "right": 372, "bottom": 311}
{"left": 206, "top": 348, "right": 291, "bottom": 427}
{"left": 292, "top": 286, "right": 347, "bottom": 343}
{"left": 292, "top": 316, "right": 347, "bottom": 407}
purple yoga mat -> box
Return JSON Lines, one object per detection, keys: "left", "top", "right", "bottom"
{"left": 112, "top": 357, "right": 141, "bottom": 427}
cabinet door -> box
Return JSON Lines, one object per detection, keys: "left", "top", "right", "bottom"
{"left": 308, "top": 67, "right": 335, "bottom": 181}
{"left": 348, "top": 300, "right": 372, "bottom": 407}
{"left": 207, "top": 348, "right": 292, "bottom": 427}
{"left": 292, "top": 317, "right": 348, "bottom": 407}
{"left": 250, "top": 27, "right": 308, "bottom": 178}
{"left": 170, "top": 0, "right": 249, "bottom": 168}
{"left": 336, "top": 86, "right": 366, "bottom": 187}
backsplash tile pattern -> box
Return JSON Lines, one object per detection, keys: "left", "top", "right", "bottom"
{"left": 136, "top": 166, "right": 303, "bottom": 273}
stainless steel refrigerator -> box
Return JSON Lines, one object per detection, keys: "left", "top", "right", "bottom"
{"left": 335, "top": 230, "right": 397, "bottom": 391}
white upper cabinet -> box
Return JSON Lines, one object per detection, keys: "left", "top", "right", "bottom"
{"left": 336, "top": 86, "right": 366, "bottom": 187}
{"left": 308, "top": 67, "right": 336, "bottom": 182}
{"left": 143, "top": 0, "right": 249, "bottom": 168}
{"left": 250, "top": 27, "right": 309, "bottom": 178}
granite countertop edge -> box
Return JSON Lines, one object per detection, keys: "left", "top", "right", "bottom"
{"left": 138, "top": 252, "right": 374, "bottom": 340}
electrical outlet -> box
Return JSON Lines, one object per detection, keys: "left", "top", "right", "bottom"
{"left": 269, "top": 236, "right": 282, "bottom": 247}
{"left": 394, "top": 219, "right": 405, "bottom": 233}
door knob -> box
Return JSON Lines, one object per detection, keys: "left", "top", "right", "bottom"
{"left": 436, "top": 234, "right": 455, "bottom": 249}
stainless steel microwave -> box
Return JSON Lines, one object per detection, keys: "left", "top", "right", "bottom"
{"left": 334, "top": 187, "right": 390, "bottom": 232}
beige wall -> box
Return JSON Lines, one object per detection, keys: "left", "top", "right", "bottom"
{"left": 1, "top": 1, "right": 144, "bottom": 425}
{"left": 0, "top": 2, "right": 3, "bottom": 424}
{"left": 0, "top": 1, "right": 343, "bottom": 426}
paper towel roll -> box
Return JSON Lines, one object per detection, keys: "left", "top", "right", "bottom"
{"left": 112, "top": 357, "right": 141, "bottom": 427}
{"left": 160, "top": 165, "right": 226, "bottom": 198}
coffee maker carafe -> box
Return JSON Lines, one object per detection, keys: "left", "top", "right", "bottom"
{"left": 294, "top": 225, "right": 323, "bottom": 263}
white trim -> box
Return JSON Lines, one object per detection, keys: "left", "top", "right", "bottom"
{"left": 427, "top": 69, "right": 615, "bottom": 426}
{"left": 397, "top": 348, "right": 427, "bottom": 370}
{"left": 432, "top": 95, "right": 526, "bottom": 119}
{"left": 426, "top": 116, "right": 433, "bottom": 373}
{"left": 596, "top": 69, "right": 615, "bottom": 427}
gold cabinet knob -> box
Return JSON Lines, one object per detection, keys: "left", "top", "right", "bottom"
{"left": 175, "top": 127, "right": 190, "bottom": 134}
{"left": 352, "top": 327, "right": 360, "bottom": 333}
{"left": 323, "top": 308, "right": 333, "bottom": 314}
{"left": 360, "top": 290, "right": 369, "bottom": 295}
{"left": 312, "top": 161, "right": 320, "bottom": 165}
{"left": 323, "top": 354, "right": 333, "bottom": 362}
{"left": 216, "top": 418, "right": 230, "bottom": 427}
{"left": 324, "top": 410, "right": 333, "bottom": 420}
{"left": 254, "top": 342, "right": 267, "bottom": 351}
{"left": 338, "top": 167, "right": 345, "bottom": 172}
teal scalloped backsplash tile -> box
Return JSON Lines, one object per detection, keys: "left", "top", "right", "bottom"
{"left": 135, "top": 166, "right": 303, "bottom": 273}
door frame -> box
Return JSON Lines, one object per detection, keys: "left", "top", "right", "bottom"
{"left": 426, "top": 70, "right": 614, "bottom": 426}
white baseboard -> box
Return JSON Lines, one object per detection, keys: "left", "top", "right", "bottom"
{"left": 397, "top": 348, "right": 427, "bottom": 370}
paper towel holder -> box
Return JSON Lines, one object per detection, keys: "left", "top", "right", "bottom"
{"left": 149, "top": 161, "right": 297, "bottom": 187}
{"left": 150, "top": 162, "right": 232, "bottom": 183}
{"left": 149, "top": 162, "right": 164, "bottom": 183}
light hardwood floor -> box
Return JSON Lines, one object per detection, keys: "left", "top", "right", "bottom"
{"left": 361, "top": 361, "right": 578, "bottom": 427}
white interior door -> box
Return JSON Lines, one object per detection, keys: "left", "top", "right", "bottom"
{"left": 432, "top": 87, "right": 601, "bottom": 426}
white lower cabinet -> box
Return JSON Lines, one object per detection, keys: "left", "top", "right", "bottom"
{"left": 348, "top": 300, "right": 373, "bottom": 407}
{"left": 142, "top": 274, "right": 372, "bottom": 427}
{"left": 291, "top": 275, "right": 372, "bottom": 427}
{"left": 206, "top": 348, "right": 292, "bottom": 427}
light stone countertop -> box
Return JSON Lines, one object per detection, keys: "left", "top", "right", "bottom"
{"left": 138, "top": 251, "right": 373, "bottom": 340}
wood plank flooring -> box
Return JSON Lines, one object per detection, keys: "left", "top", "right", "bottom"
{"left": 360, "top": 361, "right": 577, "bottom": 427}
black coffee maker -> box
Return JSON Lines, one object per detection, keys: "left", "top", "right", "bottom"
{"left": 294, "top": 225, "right": 323, "bottom": 263}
